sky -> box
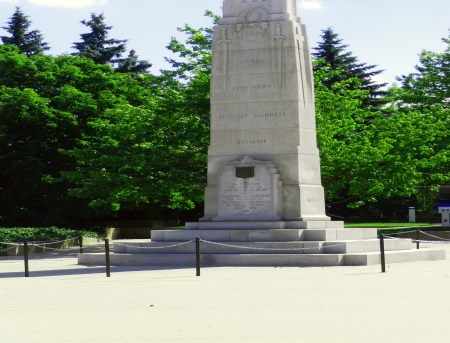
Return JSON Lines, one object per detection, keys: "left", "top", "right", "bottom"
{"left": 0, "top": 0, "right": 450, "bottom": 87}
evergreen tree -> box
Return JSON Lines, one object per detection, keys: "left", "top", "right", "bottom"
{"left": 113, "top": 49, "right": 151, "bottom": 75}
{"left": 72, "top": 13, "right": 151, "bottom": 74}
{"left": 72, "top": 13, "right": 127, "bottom": 65}
{"left": 1, "top": 7, "right": 50, "bottom": 57}
{"left": 313, "top": 28, "right": 387, "bottom": 109}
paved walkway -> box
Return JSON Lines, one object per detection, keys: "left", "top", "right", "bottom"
{"left": 1, "top": 243, "right": 450, "bottom": 343}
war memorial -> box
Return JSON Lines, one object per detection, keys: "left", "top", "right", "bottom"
{"left": 79, "top": 0, "right": 445, "bottom": 267}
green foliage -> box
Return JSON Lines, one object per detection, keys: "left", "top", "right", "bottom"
{"left": 315, "top": 61, "right": 450, "bottom": 211}
{"left": 114, "top": 49, "right": 152, "bottom": 75}
{"left": 0, "top": 45, "right": 153, "bottom": 227}
{"left": 53, "top": 13, "right": 215, "bottom": 215}
{"left": 389, "top": 32, "right": 450, "bottom": 208}
{"left": 1, "top": 7, "right": 50, "bottom": 56}
{"left": 72, "top": 13, "right": 127, "bottom": 64}
{"left": 313, "top": 28, "right": 387, "bottom": 110}
{"left": 0, "top": 227, "right": 99, "bottom": 250}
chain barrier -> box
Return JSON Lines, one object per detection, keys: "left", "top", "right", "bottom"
{"left": 0, "top": 236, "right": 100, "bottom": 248}
{"left": 30, "top": 241, "right": 105, "bottom": 252}
{"left": 114, "top": 240, "right": 195, "bottom": 250}
{"left": 199, "top": 239, "right": 367, "bottom": 251}
{"left": 0, "top": 242, "right": 23, "bottom": 246}
{"left": 0, "top": 245, "right": 21, "bottom": 254}
{"left": 384, "top": 234, "right": 450, "bottom": 244}
{"left": 419, "top": 230, "right": 450, "bottom": 242}
{"left": 389, "top": 229, "right": 420, "bottom": 235}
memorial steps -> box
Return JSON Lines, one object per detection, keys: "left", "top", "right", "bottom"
{"left": 78, "top": 223, "right": 446, "bottom": 267}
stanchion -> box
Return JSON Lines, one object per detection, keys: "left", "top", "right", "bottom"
{"left": 24, "top": 241, "right": 29, "bottom": 277}
{"left": 416, "top": 229, "right": 420, "bottom": 250}
{"left": 105, "top": 239, "right": 111, "bottom": 277}
{"left": 79, "top": 235, "right": 83, "bottom": 254}
{"left": 196, "top": 238, "right": 201, "bottom": 277}
{"left": 379, "top": 234, "right": 386, "bottom": 273}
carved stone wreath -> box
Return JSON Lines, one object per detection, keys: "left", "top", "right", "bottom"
{"left": 238, "top": 8, "right": 268, "bottom": 25}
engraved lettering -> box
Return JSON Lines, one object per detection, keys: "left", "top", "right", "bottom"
{"left": 219, "top": 113, "right": 248, "bottom": 119}
{"left": 300, "top": 167, "right": 319, "bottom": 172}
{"left": 307, "top": 198, "right": 320, "bottom": 203}
{"left": 220, "top": 179, "right": 272, "bottom": 216}
{"left": 237, "top": 139, "right": 268, "bottom": 145}
{"left": 232, "top": 85, "right": 273, "bottom": 91}
{"left": 239, "top": 59, "right": 265, "bottom": 64}
{"left": 218, "top": 111, "right": 287, "bottom": 120}
{"left": 253, "top": 112, "right": 286, "bottom": 118}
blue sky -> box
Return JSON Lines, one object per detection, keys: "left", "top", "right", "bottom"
{"left": 1, "top": 0, "right": 449, "bottom": 86}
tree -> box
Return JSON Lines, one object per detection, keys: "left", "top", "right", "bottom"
{"left": 113, "top": 49, "right": 152, "bottom": 75}
{"left": 315, "top": 63, "right": 449, "bottom": 216}
{"left": 72, "top": 13, "right": 127, "bottom": 65}
{"left": 52, "top": 13, "right": 217, "bottom": 215}
{"left": 1, "top": 7, "right": 50, "bottom": 56}
{"left": 72, "top": 13, "right": 151, "bottom": 74}
{"left": 0, "top": 45, "right": 153, "bottom": 227}
{"left": 313, "top": 28, "right": 387, "bottom": 110}
{"left": 390, "top": 31, "right": 450, "bottom": 209}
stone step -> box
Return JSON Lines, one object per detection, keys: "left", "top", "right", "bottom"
{"left": 186, "top": 221, "right": 344, "bottom": 230}
{"left": 113, "top": 239, "right": 412, "bottom": 255}
{"left": 344, "top": 249, "right": 447, "bottom": 266}
{"left": 78, "top": 248, "right": 446, "bottom": 267}
{"left": 151, "top": 228, "right": 377, "bottom": 242}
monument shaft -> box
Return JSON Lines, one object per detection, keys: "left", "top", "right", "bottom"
{"left": 202, "top": 0, "right": 329, "bottom": 222}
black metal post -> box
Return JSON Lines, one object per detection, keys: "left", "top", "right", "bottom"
{"left": 416, "top": 229, "right": 420, "bottom": 250}
{"left": 24, "top": 241, "right": 29, "bottom": 277}
{"left": 79, "top": 235, "right": 83, "bottom": 254}
{"left": 196, "top": 238, "right": 201, "bottom": 277}
{"left": 105, "top": 239, "right": 111, "bottom": 277}
{"left": 379, "top": 234, "right": 386, "bottom": 273}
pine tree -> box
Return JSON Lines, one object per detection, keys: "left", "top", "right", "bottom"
{"left": 1, "top": 7, "right": 50, "bottom": 57}
{"left": 72, "top": 13, "right": 127, "bottom": 65}
{"left": 313, "top": 28, "right": 387, "bottom": 109}
{"left": 113, "top": 49, "right": 152, "bottom": 74}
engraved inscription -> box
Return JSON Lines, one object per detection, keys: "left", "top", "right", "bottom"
{"left": 232, "top": 85, "right": 273, "bottom": 91}
{"left": 221, "top": 181, "right": 271, "bottom": 215}
{"left": 218, "top": 112, "right": 286, "bottom": 120}
{"left": 245, "top": 39, "right": 260, "bottom": 45}
{"left": 237, "top": 139, "right": 267, "bottom": 145}
{"left": 219, "top": 113, "right": 248, "bottom": 119}
{"left": 300, "top": 167, "right": 319, "bottom": 172}
{"left": 253, "top": 112, "right": 286, "bottom": 118}
{"left": 307, "top": 198, "right": 320, "bottom": 203}
{"left": 239, "top": 59, "right": 265, "bottom": 64}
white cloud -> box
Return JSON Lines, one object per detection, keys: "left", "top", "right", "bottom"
{"left": 299, "top": 0, "right": 323, "bottom": 10}
{"left": 28, "top": 0, "right": 107, "bottom": 8}
{"left": 0, "top": 0, "right": 18, "bottom": 3}
{"left": 371, "top": 75, "right": 386, "bottom": 84}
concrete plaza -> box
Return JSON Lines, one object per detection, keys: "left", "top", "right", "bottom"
{"left": 1, "top": 243, "right": 449, "bottom": 343}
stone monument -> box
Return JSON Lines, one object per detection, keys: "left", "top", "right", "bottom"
{"left": 200, "top": 0, "right": 330, "bottom": 226}
{"left": 79, "top": 0, "right": 446, "bottom": 267}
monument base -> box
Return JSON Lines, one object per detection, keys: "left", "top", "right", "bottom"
{"left": 78, "top": 223, "right": 446, "bottom": 267}
{"left": 186, "top": 220, "right": 343, "bottom": 230}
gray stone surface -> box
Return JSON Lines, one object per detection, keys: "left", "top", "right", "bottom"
{"left": 78, "top": 248, "right": 445, "bottom": 267}
{"left": 199, "top": 0, "right": 329, "bottom": 223}
{"left": 3, "top": 244, "right": 450, "bottom": 343}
